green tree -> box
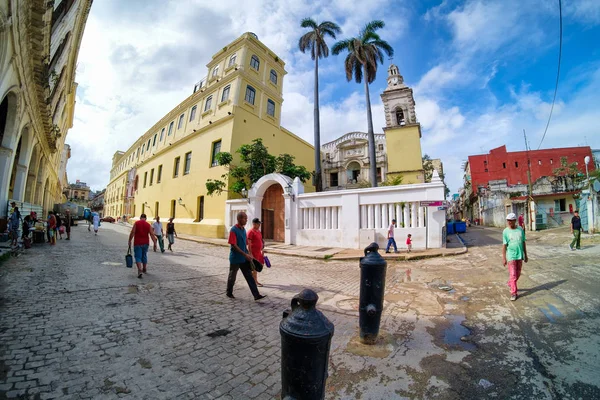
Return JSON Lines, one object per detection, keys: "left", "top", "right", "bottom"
{"left": 205, "top": 139, "right": 311, "bottom": 196}
{"left": 380, "top": 175, "right": 404, "bottom": 186}
{"left": 299, "top": 18, "right": 342, "bottom": 192}
{"left": 554, "top": 156, "right": 584, "bottom": 191}
{"left": 332, "top": 20, "right": 394, "bottom": 188}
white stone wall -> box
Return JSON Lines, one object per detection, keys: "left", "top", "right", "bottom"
{"left": 225, "top": 172, "right": 446, "bottom": 249}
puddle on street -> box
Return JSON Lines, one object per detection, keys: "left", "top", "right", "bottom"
{"left": 442, "top": 315, "right": 476, "bottom": 351}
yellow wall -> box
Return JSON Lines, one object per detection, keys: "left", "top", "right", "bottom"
{"left": 230, "top": 107, "right": 315, "bottom": 192}
{"left": 384, "top": 124, "right": 424, "bottom": 184}
{"left": 104, "top": 33, "right": 314, "bottom": 238}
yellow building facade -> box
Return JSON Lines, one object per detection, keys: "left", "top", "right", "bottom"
{"left": 0, "top": 0, "right": 92, "bottom": 220}
{"left": 105, "top": 33, "right": 314, "bottom": 238}
{"left": 380, "top": 64, "right": 425, "bottom": 184}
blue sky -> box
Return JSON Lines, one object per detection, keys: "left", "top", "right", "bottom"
{"left": 67, "top": 0, "right": 600, "bottom": 194}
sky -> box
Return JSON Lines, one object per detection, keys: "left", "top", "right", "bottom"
{"left": 67, "top": 0, "right": 600, "bottom": 194}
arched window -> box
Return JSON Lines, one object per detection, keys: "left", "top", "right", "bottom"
{"left": 346, "top": 161, "right": 361, "bottom": 184}
{"left": 396, "top": 108, "right": 405, "bottom": 126}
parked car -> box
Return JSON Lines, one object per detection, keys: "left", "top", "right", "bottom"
{"left": 101, "top": 216, "right": 115, "bottom": 223}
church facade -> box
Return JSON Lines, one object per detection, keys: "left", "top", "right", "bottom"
{"left": 321, "top": 64, "right": 425, "bottom": 189}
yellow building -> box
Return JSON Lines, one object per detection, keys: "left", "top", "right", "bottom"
{"left": 380, "top": 64, "right": 425, "bottom": 183}
{"left": 105, "top": 32, "right": 314, "bottom": 238}
{"left": 0, "top": 0, "right": 92, "bottom": 220}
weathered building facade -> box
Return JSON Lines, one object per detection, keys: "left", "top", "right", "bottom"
{"left": 0, "top": 0, "right": 92, "bottom": 222}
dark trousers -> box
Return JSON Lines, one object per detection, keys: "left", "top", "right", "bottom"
{"left": 227, "top": 262, "right": 260, "bottom": 298}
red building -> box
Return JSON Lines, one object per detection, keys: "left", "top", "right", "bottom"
{"left": 468, "top": 145, "right": 595, "bottom": 194}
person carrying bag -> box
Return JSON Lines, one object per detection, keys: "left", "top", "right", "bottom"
{"left": 125, "top": 247, "right": 133, "bottom": 268}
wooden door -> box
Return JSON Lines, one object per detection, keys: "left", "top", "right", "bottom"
{"left": 262, "top": 209, "right": 275, "bottom": 240}
{"left": 261, "top": 184, "right": 285, "bottom": 242}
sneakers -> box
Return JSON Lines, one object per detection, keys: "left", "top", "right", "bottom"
{"left": 137, "top": 273, "right": 143, "bottom": 279}
{"left": 254, "top": 295, "right": 267, "bottom": 301}
{"left": 510, "top": 294, "right": 517, "bottom": 301}
{"left": 226, "top": 293, "right": 235, "bottom": 299}
{"left": 569, "top": 245, "right": 574, "bottom": 251}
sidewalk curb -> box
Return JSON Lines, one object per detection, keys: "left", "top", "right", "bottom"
{"left": 176, "top": 233, "right": 468, "bottom": 261}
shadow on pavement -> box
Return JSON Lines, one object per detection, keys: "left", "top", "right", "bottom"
{"left": 518, "top": 279, "right": 568, "bottom": 299}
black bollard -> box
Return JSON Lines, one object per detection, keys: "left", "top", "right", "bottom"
{"left": 359, "top": 242, "right": 387, "bottom": 344}
{"left": 280, "top": 289, "right": 334, "bottom": 400}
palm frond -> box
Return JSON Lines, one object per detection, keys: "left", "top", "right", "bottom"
{"left": 362, "top": 30, "right": 381, "bottom": 43}
{"left": 364, "top": 20, "right": 385, "bottom": 33}
{"left": 332, "top": 38, "right": 353, "bottom": 55}
{"left": 320, "top": 21, "right": 342, "bottom": 38}
{"left": 365, "top": 59, "right": 378, "bottom": 84}
{"left": 372, "top": 39, "right": 394, "bottom": 58}
{"left": 300, "top": 18, "right": 318, "bottom": 29}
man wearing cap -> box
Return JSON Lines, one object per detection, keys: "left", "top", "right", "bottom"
{"left": 226, "top": 212, "right": 266, "bottom": 301}
{"left": 502, "top": 213, "right": 528, "bottom": 301}
{"left": 247, "top": 217, "right": 265, "bottom": 287}
{"left": 570, "top": 210, "right": 582, "bottom": 251}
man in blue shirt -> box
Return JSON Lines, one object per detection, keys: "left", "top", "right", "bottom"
{"left": 226, "top": 212, "right": 266, "bottom": 301}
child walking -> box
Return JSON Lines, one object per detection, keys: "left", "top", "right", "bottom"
{"left": 406, "top": 234, "right": 412, "bottom": 253}
{"left": 502, "top": 213, "right": 528, "bottom": 301}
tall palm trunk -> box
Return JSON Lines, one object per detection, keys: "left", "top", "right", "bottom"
{"left": 314, "top": 56, "right": 322, "bottom": 191}
{"left": 363, "top": 63, "right": 377, "bottom": 187}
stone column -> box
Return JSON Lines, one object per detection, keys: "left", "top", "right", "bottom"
{"left": 403, "top": 203, "right": 410, "bottom": 228}
{"left": 12, "top": 164, "right": 29, "bottom": 202}
{"left": 0, "top": 147, "right": 14, "bottom": 217}
{"left": 411, "top": 202, "right": 418, "bottom": 228}
{"left": 418, "top": 206, "right": 425, "bottom": 228}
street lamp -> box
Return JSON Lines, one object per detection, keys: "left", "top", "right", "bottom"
{"left": 584, "top": 156, "right": 595, "bottom": 233}
{"left": 241, "top": 188, "right": 250, "bottom": 204}
{"left": 284, "top": 182, "right": 295, "bottom": 202}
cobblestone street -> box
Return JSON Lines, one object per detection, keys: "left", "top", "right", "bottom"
{"left": 1, "top": 223, "right": 599, "bottom": 399}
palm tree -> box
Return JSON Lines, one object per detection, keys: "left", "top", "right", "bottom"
{"left": 299, "top": 18, "right": 341, "bottom": 192}
{"left": 332, "top": 20, "right": 393, "bottom": 187}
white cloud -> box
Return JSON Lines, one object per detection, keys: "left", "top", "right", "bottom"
{"left": 67, "top": 0, "right": 410, "bottom": 191}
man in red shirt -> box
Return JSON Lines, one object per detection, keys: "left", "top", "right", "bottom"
{"left": 247, "top": 218, "right": 264, "bottom": 287}
{"left": 128, "top": 214, "right": 158, "bottom": 279}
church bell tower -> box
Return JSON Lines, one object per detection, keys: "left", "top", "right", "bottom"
{"left": 381, "top": 64, "right": 417, "bottom": 128}
{"left": 380, "top": 64, "right": 424, "bottom": 183}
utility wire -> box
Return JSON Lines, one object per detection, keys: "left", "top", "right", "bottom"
{"left": 537, "top": 0, "right": 562, "bottom": 150}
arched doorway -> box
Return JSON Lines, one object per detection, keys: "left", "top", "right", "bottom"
{"left": 346, "top": 161, "right": 361, "bottom": 184}
{"left": 261, "top": 184, "right": 285, "bottom": 242}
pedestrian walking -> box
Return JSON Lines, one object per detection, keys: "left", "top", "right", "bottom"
{"left": 518, "top": 213, "right": 525, "bottom": 230}
{"left": 64, "top": 209, "right": 72, "bottom": 240}
{"left": 92, "top": 212, "right": 100, "bottom": 235}
{"left": 152, "top": 216, "right": 165, "bottom": 253}
{"left": 166, "top": 217, "right": 177, "bottom": 252}
{"left": 247, "top": 217, "right": 264, "bottom": 287}
{"left": 47, "top": 211, "right": 57, "bottom": 245}
{"left": 226, "top": 212, "right": 266, "bottom": 301}
{"left": 128, "top": 213, "right": 158, "bottom": 279}
{"left": 8, "top": 206, "right": 21, "bottom": 246}
{"left": 502, "top": 213, "right": 528, "bottom": 301}
{"left": 55, "top": 213, "right": 63, "bottom": 240}
{"left": 406, "top": 234, "right": 412, "bottom": 253}
{"left": 385, "top": 219, "right": 399, "bottom": 253}
{"left": 570, "top": 210, "right": 582, "bottom": 251}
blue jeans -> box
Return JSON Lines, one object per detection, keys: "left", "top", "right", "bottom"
{"left": 134, "top": 244, "right": 149, "bottom": 264}
{"left": 386, "top": 238, "right": 397, "bottom": 252}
